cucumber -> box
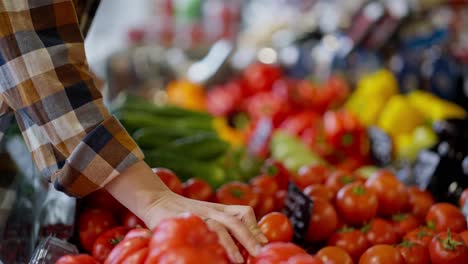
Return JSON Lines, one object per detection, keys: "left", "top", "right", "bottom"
{"left": 133, "top": 128, "right": 217, "bottom": 149}
{"left": 118, "top": 110, "right": 214, "bottom": 131}
{"left": 145, "top": 150, "right": 227, "bottom": 188}
{"left": 114, "top": 95, "right": 212, "bottom": 119}
{"left": 170, "top": 134, "right": 229, "bottom": 160}
{"left": 270, "top": 131, "right": 325, "bottom": 173}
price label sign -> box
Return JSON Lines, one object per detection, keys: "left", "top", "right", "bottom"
{"left": 463, "top": 200, "right": 468, "bottom": 221}
{"left": 282, "top": 182, "right": 313, "bottom": 244}
{"left": 368, "top": 126, "right": 393, "bottom": 167}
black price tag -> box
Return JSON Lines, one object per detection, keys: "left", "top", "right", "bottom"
{"left": 368, "top": 126, "right": 393, "bottom": 167}
{"left": 414, "top": 150, "right": 440, "bottom": 190}
{"left": 463, "top": 200, "right": 468, "bottom": 220}
{"left": 247, "top": 118, "right": 273, "bottom": 157}
{"left": 282, "top": 182, "right": 313, "bottom": 245}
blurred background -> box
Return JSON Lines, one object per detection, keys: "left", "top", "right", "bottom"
{"left": 3, "top": 0, "right": 468, "bottom": 262}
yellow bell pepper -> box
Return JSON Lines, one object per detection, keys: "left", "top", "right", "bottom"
{"left": 345, "top": 69, "right": 398, "bottom": 125}
{"left": 213, "top": 118, "right": 245, "bottom": 147}
{"left": 166, "top": 80, "right": 206, "bottom": 111}
{"left": 346, "top": 95, "right": 386, "bottom": 125}
{"left": 377, "top": 95, "right": 426, "bottom": 137}
{"left": 354, "top": 69, "right": 399, "bottom": 100}
{"left": 407, "top": 90, "right": 466, "bottom": 121}
{"left": 395, "top": 132, "right": 419, "bottom": 161}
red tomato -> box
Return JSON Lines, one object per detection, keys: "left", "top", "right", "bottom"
{"left": 286, "top": 254, "right": 323, "bottom": 264}
{"left": 258, "top": 212, "right": 294, "bottom": 243}
{"left": 306, "top": 198, "right": 338, "bottom": 242}
{"left": 243, "top": 63, "right": 283, "bottom": 93}
{"left": 153, "top": 168, "right": 183, "bottom": 195}
{"left": 182, "top": 178, "right": 213, "bottom": 201}
{"left": 391, "top": 213, "right": 421, "bottom": 238}
{"left": 426, "top": 203, "right": 467, "bottom": 233}
{"left": 146, "top": 214, "right": 228, "bottom": 263}
{"left": 294, "top": 164, "right": 330, "bottom": 189}
{"left": 124, "top": 228, "right": 152, "bottom": 240}
{"left": 460, "top": 230, "right": 468, "bottom": 245}
{"left": 252, "top": 242, "right": 306, "bottom": 263}
{"left": 92, "top": 227, "right": 130, "bottom": 262}
{"left": 325, "top": 170, "right": 356, "bottom": 195}
{"left": 246, "top": 93, "right": 293, "bottom": 126}
{"left": 316, "top": 246, "right": 353, "bottom": 264}
{"left": 327, "top": 227, "right": 369, "bottom": 262}
{"left": 120, "top": 247, "right": 148, "bottom": 264}
{"left": 79, "top": 209, "right": 117, "bottom": 252}
{"left": 303, "top": 184, "right": 334, "bottom": 202}
{"left": 155, "top": 247, "right": 228, "bottom": 264}
{"left": 396, "top": 240, "right": 431, "bottom": 264}
{"left": 254, "top": 189, "right": 276, "bottom": 218}
{"left": 261, "top": 159, "right": 291, "bottom": 191}
{"left": 56, "top": 254, "right": 99, "bottom": 264}
{"left": 279, "top": 111, "right": 321, "bottom": 136}
{"left": 122, "top": 211, "right": 146, "bottom": 229}
{"left": 250, "top": 175, "right": 279, "bottom": 195}
{"left": 404, "top": 227, "right": 435, "bottom": 247}
{"left": 335, "top": 182, "right": 378, "bottom": 225}
{"left": 359, "top": 245, "right": 405, "bottom": 264}
{"left": 460, "top": 188, "right": 468, "bottom": 207}
{"left": 206, "top": 80, "right": 244, "bottom": 116}
{"left": 407, "top": 187, "right": 435, "bottom": 220}
{"left": 216, "top": 182, "right": 259, "bottom": 207}
{"left": 365, "top": 170, "right": 408, "bottom": 216}
{"left": 84, "top": 189, "right": 126, "bottom": 216}
{"left": 362, "top": 218, "right": 398, "bottom": 246}
{"left": 274, "top": 190, "right": 287, "bottom": 212}
{"left": 429, "top": 231, "right": 468, "bottom": 264}
{"left": 104, "top": 237, "right": 149, "bottom": 264}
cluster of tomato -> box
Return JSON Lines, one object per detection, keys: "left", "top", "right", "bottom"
{"left": 282, "top": 163, "right": 468, "bottom": 264}
{"left": 58, "top": 160, "right": 468, "bottom": 264}
{"left": 57, "top": 213, "right": 230, "bottom": 264}
{"left": 206, "top": 63, "right": 369, "bottom": 170}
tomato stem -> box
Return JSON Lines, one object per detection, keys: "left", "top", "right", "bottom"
{"left": 341, "top": 134, "right": 354, "bottom": 147}
{"left": 417, "top": 230, "right": 431, "bottom": 239}
{"left": 427, "top": 220, "right": 436, "bottom": 231}
{"left": 361, "top": 223, "right": 371, "bottom": 233}
{"left": 338, "top": 225, "right": 355, "bottom": 233}
{"left": 442, "top": 229, "right": 465, "bottom": 251}
{"left": 352, "top": 185, "right": 366, "bottom": 195}
{"left": 399, "top": 240, "right": 415, "bottom": 248}
{"left": 266, "top": 165, "right": 278, "bottom": 176}
{"left": 392, "top": 213, "right": 408, "bottom": 222}
{"left": 340, "top": 176, "right": 354, "bottom": 185}
{"left": 109, "top": 237, "right": 124, "bottom": 246}
{"left": 231, "top": 188, "right": 245, "bottom": 198}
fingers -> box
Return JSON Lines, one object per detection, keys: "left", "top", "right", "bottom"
{"left": 210, "top": 211, "right": 262, "bottom": 257}
{"left": 225, "top": 205, "right": 268, "bottom": 244}
{"left": 206, "top": 219, "right": 244, "bottom": 263}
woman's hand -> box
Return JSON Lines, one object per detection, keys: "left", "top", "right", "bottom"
{"left": 143, "top": 191, "right": 267, "bottom": 263}
{"left": 105, "top": 161, "right": 267, "bottom": 263}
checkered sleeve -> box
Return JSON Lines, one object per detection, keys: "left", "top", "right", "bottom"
{"left": 0, "top": 0, "right": 144, "bottom": 197}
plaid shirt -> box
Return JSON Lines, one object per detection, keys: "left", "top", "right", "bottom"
{"left": 0, "top": 0, "right": 144, "bottom": 197}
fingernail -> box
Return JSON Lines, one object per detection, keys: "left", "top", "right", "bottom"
{"left": 234, "top": 252, "right": 244, "bottom": 263}
{"left": 258, "top": 234, "right": 268, "bottom": 244}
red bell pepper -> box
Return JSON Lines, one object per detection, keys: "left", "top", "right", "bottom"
{"left": 243, "top": 63, "right": 283, "bottom": 94}
{"left": 279, "top": 111, "right": 320, "bottom": 136}
{"left": 206, "top": 80, "right": 244, "bottom": 116}
{"left": 323, "top": 109, "right": 370, "bottom": 159}
{"left": 244, "top": 92, "right": 292, "bottom": 127}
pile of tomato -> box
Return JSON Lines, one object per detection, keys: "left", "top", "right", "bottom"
{"left": 58, "top": 161, "right": 468, "bottom": 264}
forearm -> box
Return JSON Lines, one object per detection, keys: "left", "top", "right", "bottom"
{"left": 104, "top": 160, "right": 171, "bottom": 220}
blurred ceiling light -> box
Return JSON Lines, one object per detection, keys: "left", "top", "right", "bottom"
{"left": 258, "top": 47, "right": 278, "bottom": 64}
